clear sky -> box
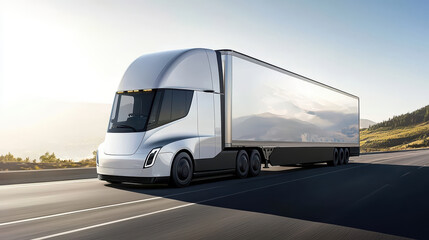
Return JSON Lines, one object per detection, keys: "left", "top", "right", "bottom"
{"left": 1, "top": 0, "right": 429, "bottom": 122}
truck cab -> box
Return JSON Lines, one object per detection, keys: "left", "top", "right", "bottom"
{"left": 97, "top": 49, "right": 227, "bottom": 187}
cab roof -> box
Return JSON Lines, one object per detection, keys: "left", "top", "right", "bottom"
{"left": 118, "top": 48, "right": 220, "bottom": 93}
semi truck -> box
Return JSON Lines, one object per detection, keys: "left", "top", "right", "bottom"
{"left": 97, "top": 48, "right": 360, "bottom": 187}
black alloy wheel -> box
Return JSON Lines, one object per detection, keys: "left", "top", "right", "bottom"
{"left": 328, "top": 148, "right": 339, "bottom": 166}
{"left": 236, "top": 150, "right": 249, "bottom": 178}
{"left": 171, "top": 152, "right": 193, "bottom": 187}
{"left": 249, "top": 150, "right": 261, "bottom": 177}
{"left": 339, "top": 148, "right": 345, "bottom": 165}
{"left": 344, "top": 148, "right": 350, "bottom": 164}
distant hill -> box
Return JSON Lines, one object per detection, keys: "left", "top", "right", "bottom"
{"left": 360, "top": 105, "right": 429, "bottom": 152}
{"left": 369, "top": 105, "right": 429, "bottom": 130}
{"left": 360, "top": 119, "right": 376, "bottom": 129}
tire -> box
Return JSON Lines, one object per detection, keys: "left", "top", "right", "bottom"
{"left": 236, "top": 150, "right": 249, "bottom": 178}
{"left": 328, "top": 148, "right": 339, "bottom": 166}
{"left": 339, "top": 148, "right": 345, "bottom": 165}
{"left": 171, "top": 152, "right": 193, "bottom": 187}
{"left": 344, "top": 148, "right": 350, "bottom": 164}
{"left": 249, "top": 150, "right": 261, "bottom": 177}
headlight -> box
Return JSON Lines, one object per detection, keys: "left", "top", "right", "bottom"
{"left": 144, "top": 148, "right": 161, "bottom": 168}
{"left": 96, "top": 151, "right": 99, "bottom": 166}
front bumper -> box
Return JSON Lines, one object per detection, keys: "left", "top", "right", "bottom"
{"left": 96, "top": 148, "right": 174, "bottom": 178}
{"left": 98, "top": 174, "right": 169, "bottom": 184}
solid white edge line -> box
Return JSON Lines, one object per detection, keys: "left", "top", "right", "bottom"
{"left": 32, "top": 203, "right": 197, "bottom": 240}
{"left": 32, "top": 165, "right": 364, "bottom": 240}
{"left": 0, "top": 186, "right": 220, "bottom": 227}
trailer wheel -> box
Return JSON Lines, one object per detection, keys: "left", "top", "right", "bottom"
{"left": 236, "top": 150, "right": 249, "bottom": 178}
{"left": 328, "top": 148, "right": 339, "bottom": 166}
{"left": 339, "top": 148, "right": 345, "bottom": 165}
{"left": 171, "top": 152, "right": 193, "bottom": 187}
{"left": 344, "top": 148, "right": 350, "bottom": 164}
{"left": 249, "top": 150, "right": 261, "bottom": 177}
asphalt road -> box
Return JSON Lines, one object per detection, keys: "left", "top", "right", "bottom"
{"left": 1, "top": 150, "right": 429, "bottom": 240}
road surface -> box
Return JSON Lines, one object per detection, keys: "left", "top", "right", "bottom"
{"left": 1, "top": 150, "right": 429, "bottom": 239}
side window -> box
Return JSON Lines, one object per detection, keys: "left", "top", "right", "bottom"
{"left": 148, "top": 91, "right": 162, "bottom": 126}
{"left": 147, "top": 89, "right": 194, "bottom": 130}
{"left": 172, "top": 90, "right": 193, "bottom": 120}
{"left": 158, "top": 90, "right": 173, "bottom": 125}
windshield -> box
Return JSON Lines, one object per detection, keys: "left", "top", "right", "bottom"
{"left": 108, "top": 89, "right": 194, "bottom": 133}
{"left": 108, "top": 90, "right": 156, "bottom": 133}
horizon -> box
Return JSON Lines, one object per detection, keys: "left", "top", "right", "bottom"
{"left": 0, "top": 96, "right": 420, "bottom": 161}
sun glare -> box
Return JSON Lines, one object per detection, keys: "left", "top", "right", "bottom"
{"left": 2, "top": 1, "right": 113, "bottom": 107}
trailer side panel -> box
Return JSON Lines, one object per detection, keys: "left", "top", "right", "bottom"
{"left": 223, "top": 52, "right": 359, "bottom": 149}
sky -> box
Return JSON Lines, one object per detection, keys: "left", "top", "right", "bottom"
{"left": 0, "top": 0, "right": 428, "bottom": 123}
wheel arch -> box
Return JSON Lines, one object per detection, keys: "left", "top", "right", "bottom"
{"left": 171, "top": 149, "right": 195, "bottom": 174}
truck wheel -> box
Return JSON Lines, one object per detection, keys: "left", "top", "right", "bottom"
{"left": 339, "top": 148, "right": 345, "bottom": 165}
{"left": 236, "top": 150, "right": 249, "bottom": 178}
{"left": 328, "top": 148, "right": 339, "bottom": 166}
{"left": 249, "top": 150, "right": 261, "bottom": 177}
{"left": 344, "top": 148, "right": 350, "bottom": 164}
{"left": 171, "top": 152, "right": 193, "bottom": 187}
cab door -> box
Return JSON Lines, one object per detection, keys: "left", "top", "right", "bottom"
{"left": 197, "top": 91, "right": 216, "bottom": 159}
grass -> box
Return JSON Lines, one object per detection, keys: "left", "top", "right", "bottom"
{"left": 0, "top": 161, "right": 96, "bottom": 171}
{"left": 360, "top": 121, "right": 429, "bottom": 152}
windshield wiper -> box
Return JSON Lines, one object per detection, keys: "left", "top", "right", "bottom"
{"left": 116, "top": 124, "right": 137, "bottom": 132}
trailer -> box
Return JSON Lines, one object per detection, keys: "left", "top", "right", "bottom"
{"left": 97, "top": 48, "right": 359, "bottom": 187}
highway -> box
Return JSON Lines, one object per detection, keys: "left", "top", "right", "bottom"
{"left": 1, "top": 150, "right": 429, "bottom": 240}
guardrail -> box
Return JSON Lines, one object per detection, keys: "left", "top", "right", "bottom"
{"left": 0, "top": 167, "right": 97, "bottom": 185}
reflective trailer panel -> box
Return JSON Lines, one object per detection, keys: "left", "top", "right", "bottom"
{"left": 229, "top": 54, "right": 359, "bottom": 145}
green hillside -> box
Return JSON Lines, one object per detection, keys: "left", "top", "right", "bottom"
{"left": 360, "top": 105, "right": 429, "bottom": 152}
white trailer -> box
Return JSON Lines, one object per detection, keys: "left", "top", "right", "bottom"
{"left": 97, "top": 49, "right": 359, "bottom": 187}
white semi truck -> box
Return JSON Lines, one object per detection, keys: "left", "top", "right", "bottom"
{"left": 97, "top": 48, "right": 360, "bottom": 187}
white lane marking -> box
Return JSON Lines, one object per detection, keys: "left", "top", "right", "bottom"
{"left": 0, "top": 186, "right": 220, "bottom": 227}
{"left": 1, "top": 164, "right": 355, "bottom": 228}
{"left": 0, "top": 160, "right": 365, "bottom": 228}
{"left": 355, "top": 184, "right": 390, "bottom": 204}
{"left": 32, "top": 202, "right": 196, "bottom": 240}
{"left": 418, "top": 165, "right": 426, "bottom": 170}
{"left": 32, "top": 165, "right": 364, "bottom": 240}
{"left": 0, "top": 179, "right": 98, "bottom": 189}
{"left": 401, "top": 172, "right": 411, "bottom": 177}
